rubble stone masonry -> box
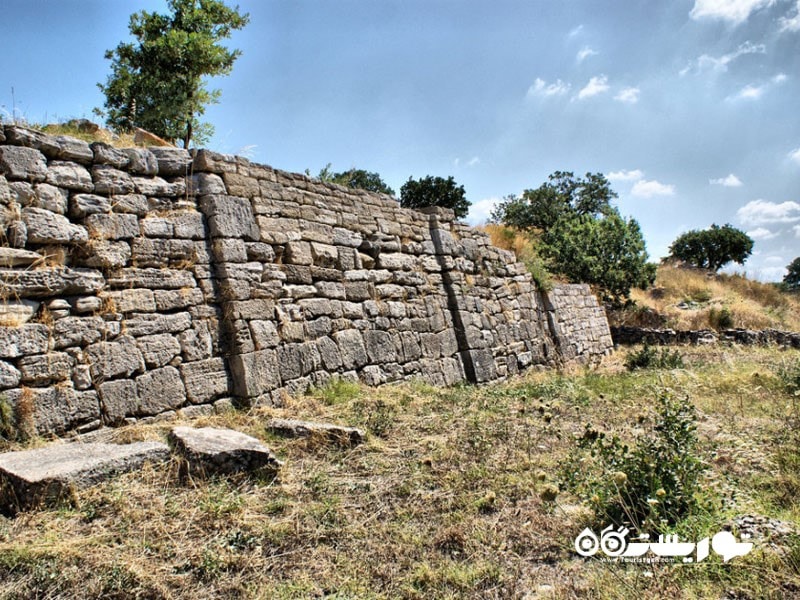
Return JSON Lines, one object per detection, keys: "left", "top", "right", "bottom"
{"left": 0, "top": 126, "right": 612, "bottom": 436}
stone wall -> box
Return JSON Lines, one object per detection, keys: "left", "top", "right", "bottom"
{"left": 0, "top": 125, "right": 613, "bottom": 436}
{"left": 611, "top": 326, "right": 800, "bottom": 348}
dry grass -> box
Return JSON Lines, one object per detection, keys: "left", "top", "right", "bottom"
{"left": 1, "top": 347, "right": 799, "bottom": 598}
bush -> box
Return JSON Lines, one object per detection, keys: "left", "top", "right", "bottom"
{"left": 708, "top": 306, "right": 734, "bottom": 330}
{"left": 563, "top": 391, "right": 705, "bottom": 530}
{"left": 624, "top": 341, "right": 684, "bottom": 371}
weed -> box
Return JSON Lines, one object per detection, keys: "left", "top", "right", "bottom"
{"left": 624, "top": 341, "right": 684, "bottom": 370}
{"left": 708, "top": 306, "right": 734, "bottom": 330}
{"left": 312, "top": 377, "right": 362, "bottom": 405}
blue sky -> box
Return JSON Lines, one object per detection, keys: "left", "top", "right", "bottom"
{"left": 2, "top": 0, "right": 799, "bottom": 281}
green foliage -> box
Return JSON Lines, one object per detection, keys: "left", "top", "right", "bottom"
{"left": 564, "top": 390, "right": 705, "bottom": 530}
{"left": 708, "top": 306, "right": 734, "bottom": 330}
{"left": 315, "top": 165, "right": 395, "bottom": 196}
{"left": 784, "top": 257, "right": 800, "bottom": 290}
{"left": 668, "top": 224, "right": 754, "bottom": 272}
{"left": 400, "top": 175, "right": 470, "bottom": 219}
{"left": 98, "top": 0, "right": 249, "bottom": 147}
{"left": 624, "top": 341, "right": 684, "bottom": 371}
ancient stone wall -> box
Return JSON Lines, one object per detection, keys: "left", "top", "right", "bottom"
{"left": 0, "top": 125, "right": 613, "bottom": 436}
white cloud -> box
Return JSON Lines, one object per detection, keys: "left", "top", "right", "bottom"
{"left": 568, "top": 24, "right": 584, "bottom": 38}
{"left": 764, "top": 255, "right": 785, "bottom": 264}
{"left": 576, "top": 75, "right": 609, "bottom": 100}
{"left": 466, "top": 197, "right": 501, "bottom": 226}
{"left": 788, "top": 148, "right": 800, "bottom": 165}
{"left": 689, "top": 0, "right": 775, "bottom": 25}
{"left": 780, "top": 0, "right": 800, "bottom": 32}
{"left": 737, "top": 199, "right": 800, "bottom": 225}
{"left": 631, "top": 179, "right": 676, "bottom": 198}
{"left": 607, "top": 169, "right": 644, "bottom": 182}
{"left": 747, "top": 227, "right": 779, "bottom": 240}
{"left": 577, "top": 46, "right": 598, "bottom": 62}
{"left": 773, "top": 72, "right": 788, "bottom": 84}
{"left": 710, "top": 173, "right": 743, "bottom": 187}
{"left": 680, "top": 41, "right": 765, "bottom": 75}
{"left": 527, "top": 78, "right": 571, "bottom": 98}
{"left": 735, "top": 84, "right": 765, "bottom": 100}
{"left": 467, "top": 156, "right": 480, "bottom": 167}
{"left": 614, "top": 87, "right": 640, "bottom": 104}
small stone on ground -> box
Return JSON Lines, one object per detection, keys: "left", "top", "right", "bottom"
{"left": 169, "top": 426, "right": 282, "bottom": 478}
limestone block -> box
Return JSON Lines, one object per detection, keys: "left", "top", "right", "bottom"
{"left": 169, "top": 426, "right": 282, "bottom": 477}
{"left": 132, "top": 175, "right": 186, "bottom": 197}
{"left": 76, "top": 240, "right": 131, "bottom": 269}
{"left": 245, "top": 242, "right": 275, "bottom": 262}
{"left": 268, "top": 418, "right": 365, "bottom": 446}
{"left": 314, "top": 281, "right": 345, "bottom": 300}
{"left": 0, "top": 360, "right": 21, "bottom": 389}
{"left": 192, "top": 149, "right": 237, "bottom": 174}
{"left": 0, "top": 324, "right": 49, "bottom": 358}
{"left": 136, "top": 365, "right": 186, "bottom": 415}
{"left": 172, "top": 212, "right": 206, "bottom": 239}
{"left": 71, "top": 296, "right": 102, "bottom": 314}
{"left": 33, "top": 183, "right": 68, "bottom": 214}
{"left": 150, "top": 147, "right": 191, "bottom": 176}
{"left": 213, "top": 238, "right": 247, "bottom": 262}
{"left": 229, "top": 349, "right": 280, "bottom": 398}
{"left": 4, "top": 126, "right": 93, "bottom": 163}
{"left": 189, "top": 172, "right": 226, "bottom": 196}
{"left": 222, "top": 172, "right": 260, "bottom": 198}
{"left": 298, "top": 298, "right": 342, "bottom": 318}
{"left": 22, "top": 207, "right": 88, "bottom": 244}
{"left": 99, "top": 378, "right": 138, "bottom": 423}
{"left": 344, "top": 281, "right": 372, "bottom": 302}
{"left": 86, "top": 338, "right": 145, "bottom": 381}
{"left": 131, "top": 238, "right": 195, "bottom": 267}
{"left": 333, "top": 329, "right": 368, "bottom": 370}
{"left": 92, "top": 164, "right": 135, "bottom": 195}
{"left": 304, "top": 316, "right": 332, "bottom": 339}
{"left": 0, "top": 440, "right": 169, "bottom": 512}
{"left": 0, "top": 266, "right": 104, "bottom": 299}
{"left": 0, "top": 146, "right": 47, "bottom": 181}
{"left": 112, "top": 194, "right": 149, "bottom": 215}
{"left": 3, "top": 385, "right": 100, "bottom": 436}
{"left": 199, "top": 195, "right": 259, "bottom": 240}
{"left": 284, "top": 241, "right": 312, "bottom": 265}
{"left": 140, "top": 216, "right": 173, "bottom": 237}
{"left": 106, "top": 267, "right": 196, "bottom": 290}
{"left": 0, "top": 248, "right": 42, "bottom": 268}
{"left": 316, "top": 336, "right": 343, "bottom": 370}
{"left": 53, "top": 316, "right": 110, "bottom": 349}
{"left": 282, "top": 265, "right": 313, "bottom": 284}
{"left": 45, "top": 161, "right": 93, "bottom": 192}
{"left": 332, "top": 227, "right": 362, "bottom": 248}
{"left": 283, "top": 284, "right": 317, "bottom": 299}
{"left": 70, "top": 193, "right": 111, "bottom": 217}
{"left": 91, "top": 142, "right": 130, "bottom": 168}
{"left": 17, "top": 352, "right": 73, "bottom": 384}
{"left": 123, "top": 312, "right": 192, "bottom": 337}
{"left": 136, "top": 333, "right": 181, "bottom": 368}
{"left": 118, "top": 147, "right": 156, "bottom": 175}
{"left": 153, "top": 288, "right": 204, "bottom": 311}
{"left": 377, "top": 252, "right": 416, "bottom": 271}
{"left": 180, "top": 358, "right": 229, "bottom": 403}
{"left": 363, "top": 330, "right": 396, "bottom": 364}
{"left": 250, "top": 319, "right": 280, "bottom": 349}
{"left": 85, "top": 213, "right": 139, "bottom": 239}
{"left": 179, "top": 323, "right": 214, "bottom": 362}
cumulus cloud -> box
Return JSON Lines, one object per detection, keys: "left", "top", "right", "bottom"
{"left": 614, "top": 87, "right": 641, "bottom": 104}
{"left": 780, "top": 0, "right": 800, "bottom": 32}
{"left": 728, "top": 75, "right": 786, "bottom": 101}
{"left": 710, "top": 174, "right": 743, "bottom": 187}
{"left": 788, "top": 148, "right": 800, "bottom": 165}
{"left": 680, "top": 41, "right": 765, "bottom": 75}
{"left": 737, "top": 199, "right": 800, "bottom": 225}
{"left": 747, "top": 227, "right": 779, "bottom": 240}
{"left": 466, "top": 197, "right": 501, "bottom": 226}
{"left": 577, "top": 46, "right": 598, "bottom": 62}
{"left": 527, "top": 78, "right": 571, "bottom": 98}
{"left": 689, "top": 0, "right": 775, "bottom": 25}
{"left": 607, "top": 169, "right": 644, "bottom": 182}
{"left": 576, "top": 75, "right": 609, "bottom": 100}
{"left": 631, "top": 179, "right": 676, "bottom": 198}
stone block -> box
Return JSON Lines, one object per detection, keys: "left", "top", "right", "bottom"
{"left": 245, "top": 242, "right": 275, "bottom": 262}
{"left": 172, "top": 212, "right": 206, "bottom": 239}
{"left": 4, "top": 127, "right": 93, "bottom": 163}
{"left": 0, "top": 248, "right": 42, "bottom": 268}
{"left": 33, "top": 183, "right": 68, "bottom": 214}
{"left": 363, "top": 330, "right": 396, "bottom": 364}
{"left": 222, "top": 172, "right": 260, "bottom": 198}
{"left": 132, "top": 175, "right": 185, "bottom": 197}
{"left": 91, "top": 142, "right": 130, "bottom": 168}
{"left": 22, "top": 207, "right": 88, "bottom": 244}
{"left": 85, "top": 213, "right": 139, "bottom": 239}
{"left": 52, "top": 316, "right": 110, "bottom": 349}
{"left": 3, "top": 386, "right": 100, "bottom": 436}
{"left": 0, "top": 146, "right": 47, "bottom": 181}
{"left": 249, "top": 319, "right": 280, "bottom": 349}
{"left": 0, "top": 266, "right": 104, "bottom": 299}
{"left": 333, "top": 329, "right": 368, "bottom": 370}
{"left": 169, "top": 426, "right": 282, "bottom": 477}
{"left": 192, "top": 149, "right": 237, "bottom": 174}
{"left": 229, "top": 349, "right": 280, "bottom": 398}
{"left": 45, "top": 161, "right": 93, "bottom": 192}
{"left": 76, "top": 240, "right": 131, "bottom": 269}
{"left": 213, "top": 238, "right": 247, "bottom": 262}
{"left": 153, "top": 288, "right": 204, "bottom": 311}
{"left": 70, "top": 193, "right": 111, "bottom": 217}
{"left": 136, "top": 333, "right": 181, "bottom": 368}
{"left": 0, "top": 440, "right": 169, "bottom": 512}
{"left": 180, "top": 358, "right": 229, "bottom": 403}
{"left": 112, "top": 194, "right": 149, "bottom": 215}
{"left": 122, "top": 148, "right": 158, "bottom": 175}
{"left": 16, "top": 352, "right": 73, "bottom": 384}
{"left": 150, "top": 147, "right": 191, "bottom": 176}
{"left": 92, "top": 164, "right": 135, "bottom": 195}
{"left": 178, "top": 324, "right": 214, "bottom": 361}
{"left": 189, "top": 172, "right": 226, "bottom": 196}
{"left": 199, "top": 195, "right": 259, "bottom": 240}
{"left": 136, "top": 365, "right": 186, "bottom": 415}
{"left": 0, "top": 324, "right": 49, "bottom": 358}
{"left": 131, "top": 238, "right": 195, "bottom": 267}
{"left": 284, "top": 240, "right": 312, "bottom": 265}
{"left": 124, "top": 312, "right": 192, "bottom": 337}
{"left": 377, "top": 252, "right": 416, "bottom": 270}
{"left": 462, "top": 348, "right": 497, "bottom": 383}
{"left": 106, "top": 267, "right": 196, "bottom": 290}
{"left": 316, "top": 336, "right": 343, "bottom": 370}
{"left": 99, "top": 378, "right": 139, "bottom": 424}
{"left": 86, "top": 339, "right": 146, "bottom": 381}
{"left": 267, "top": 418, "right": 365, "bottom": 446}
{"left": 101, "top": 288, "right": 156, "bottom": 314}
{"left": 0, "top": 360, "right": 21, "bottom": 389}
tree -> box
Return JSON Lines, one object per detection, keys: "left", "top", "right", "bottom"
{"left": 316, "top": 165, "right": 395, "bottom": 196}
{"left": 98, "top": 0, "right": 249, "bottom": 148}
{"left": 490, "top": 171, "right": 615, "bottom": 231}
{"left": 784, "top": 257, "right": 800, "bottom": 290}
{"left": 668, "top": 224, "right": 753, "bottom": 272}
{"left": 400, "top": 175, "right": 470, "bottom": 219}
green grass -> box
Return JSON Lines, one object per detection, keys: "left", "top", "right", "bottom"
{"left": 0, "top": 345, "right": 798, "bottom": 598}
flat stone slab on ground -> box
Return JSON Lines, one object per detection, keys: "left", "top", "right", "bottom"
{"left": 267, "top": 418, "right": 365, "bottom": 446}
{"left": 169, "top": 426, "right": 282, "bottom": 478}
{"left": 0, "top": 441, "right": 169, "bottom": 513}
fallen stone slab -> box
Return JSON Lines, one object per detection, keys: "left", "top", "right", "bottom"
{"left": 267, "top": 418, "right": 365, "bottom": 447}
{"left": 168, "top": 426, "right": 282, "bottom": 478}
{"left": 0, "top": 441, "right": 170, "bottom": 514}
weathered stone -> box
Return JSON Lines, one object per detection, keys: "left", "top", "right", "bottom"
{"left": 180, "top": 358, "right": 229, "bottom": 403}
{"left": 4, "top": 126, "right": 93, "bottom": 163}
{"left": 0, "top": 299, "right": 39, "bottom": 326}
{"left": 91, "top": 142, "right": 130, "bottom": 168}
{"left": 222, "top": 172, "right": 260, "bottom": 198}
{"left": 249, "top": 320, "right": 280, "bottom": 349}
{"left": 334, "top": 329, "right": 368, "bottom": 370}
{"left": 178, "top": 324, "right": 214, "bottom": 362}
{"left": 86, "top": 338, "right": 145, "bottom": 381}
{"left": 199, "top": 195, "right": 259, "bottom": 240}
{"left": 22, "top": 207, "right": 88, "bottom": 243}
{"left": 153, "top": 288, "right": 204, "bottom": 311}
{"left": 124, "top": 312, "right": 192, "bottom": 337}
{"left": 52, "top": 316, "right": 111, "bottom": 349}
{"left": 0, "top": 360, "right": 21, "bottom": 389}
{"left": 316, "top": 336, "right": 343, "bottom": 370}
{"left": 192, "top": 149, "right": 237, "bottom": 174}
{"left": 377, "top": 252, "right": 416, "bottom": 271}
{"left": 189, "top": 172, "right": 226, "bottom": 195}
{"left": 77, "top": 240, "right": 131, "bottom": 269}
{"left": 169, "top": 426, "right": 282, "bottom": 477}
{"left": 85, "top": 213, "right": 139, "bottom": 239}
{"left": 0, "top": 324, "right": 49, "bottom": 358}
{"left": 0, "top": 146, "right": 47, "bottom": 181}
{"left": 106, "top": 267, "right": 196, "bottom": 290}
{"left": 122, "top": 148, "right": 158, "bottom": 175}
{"left": 364, "top": 330, "right": 396, "bottom": 364}
{"left": 0, "top": 441, "right": 169, "bottom": 512}
{"left": 267, "top": 418, "right": 365, "bottom": 446}
{"left": 136, "top": 333, "right": 181, "bottom": 368}
{"left": 3, "top": 386, "right": 100, "bottom": 436}
{"left": 150, "top": 147, "right": 191, "bottom": 176}
{"left": 0, "top": 248, "right": 42, "bottom": 268}
{"left": 92, "top": 164, "right": 135, "bottom": 195}
{"left": 17, "top": 352, "right": 72, "bottom": 384}
{"left": 245, "top": 242, "right": 275, "bottom": 262}
{"left": 70, "top": 193, "right": 111, "bottom": 217}
{"left": 131, "top": 238, "right": 195, "bottom": 267}
{"left": 140, "top": 216, "right": 173, "bottom": 237}
{"left": 45, "top": 161, "right": 93, "bottom": 192}
{"left": 136, "top": 365, "right": 186, "bottom": 415}
{"left": 33, "top": 183, "right": 68, "bottom": 214}
{"left": 71, "top": 296, "right": 103, "bottom": 314}
{"left": 213, "top": 238, "right": 247, "bottom": 262}
{"left": 132, "top": 175, "right": 185, "bottom": 197}
{"left": 284, "top": 241, "right": 312, "bottom": 265}
{"left": 0, "top": 266, "right": 104, "bottom": 298}
{"left": 172, "top": 212, "right": 206, "bottom": 239}
{"left": 5, "top": 219, "right": 27, "bottom": 248}
{"left": 229, "top": 349, "right": 280, "bottom": 398}
{"left": 112, "top": 193, "right": 149, "bottom": 215}
{"left": 98, "top": 379, "right": 138, "bottom": 423}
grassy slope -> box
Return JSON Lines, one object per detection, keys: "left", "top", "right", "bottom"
{"left": 1, "top": 346, "right": 798, "bottom": 599}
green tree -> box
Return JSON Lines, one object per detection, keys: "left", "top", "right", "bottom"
{"left": 316, "top": 165, "right": 395, "bottom": 196}
{"left": 668, "top": 224, "right": 753, "bottom": 272}
{"left": 784, "top": 257, "right": 800, "bottom": 290}
{"left": 98, "top": 0, "right": 249, "bottom": 147}
{"left": 400, "top": 175, "right": 470, "bottom": 219}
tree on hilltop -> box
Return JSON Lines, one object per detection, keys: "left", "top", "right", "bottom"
{"left": 98, "top": 0, "right": 249, "bottom": 148}
{"left": 668, "top": 224, "right": 753, "bottom": 272}
{"left": 400, "top": 175, "right": 470, "bottom": 219}
{"left": 784, "top": 257, "right": 800, "bottom": 290}
{"left": 315, "top": 165, "right": 395, "bottom": 196}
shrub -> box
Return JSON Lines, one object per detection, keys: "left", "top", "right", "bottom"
{"left": 563, "top": 390, "right": 705, "bottom": 530}
{"left": 708, "top": 306, "right": 734, "bottom": 330}
{"left": 624, "top": 341, "right": 684, "bottom": 371}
